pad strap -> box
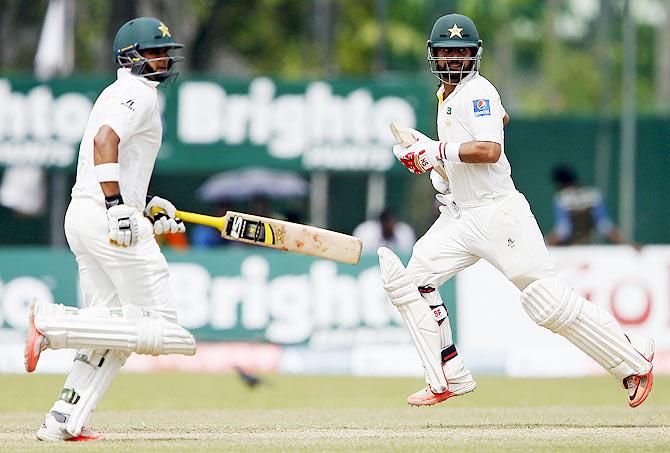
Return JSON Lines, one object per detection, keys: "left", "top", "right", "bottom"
{"left": 441, "top": 344, "right": 458, "bottom": 363}
{"left": 60, "top": 388, "right": 80, "bottom": 404}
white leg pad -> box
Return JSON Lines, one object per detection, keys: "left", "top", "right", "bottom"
{"left": 378, "top": 247, "right": 448, "bottom": 393}
{"left": 35, "top": 303, "right": 196, "bottom": 356}
{"left": 67, "top": 349, "right": 127, "bottom": 436}
{"left": 419, "top": 288, "right": 455, "bottom": 356}
{"left": 521, "top": 279, "right": 651, "bottom": 380}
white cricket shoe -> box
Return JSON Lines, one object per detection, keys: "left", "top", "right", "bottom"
{"left": 407, "top": 355, "right": 476, "bottom": 406}
{"left": 36, "top": 411, "right": 104, "bottom": 442}
{"left": 624, "top": 336, "right": 655, "bottom": 408}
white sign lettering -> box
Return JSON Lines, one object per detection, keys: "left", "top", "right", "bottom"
{"left": 177, "top": 78, "right": 416, "bottom": 170}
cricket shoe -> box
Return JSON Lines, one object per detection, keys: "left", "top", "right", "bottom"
{"left": 624, "top": 336, "right": 655, "bottom": 408}
{"left": 36, "top": 411, "right": 104, "bottom": 442}
{"left": 407, "top": 355, "right": 476, "bottom": 406}
{"left": 24, "top": 298, "right": 50, "bottom": 373}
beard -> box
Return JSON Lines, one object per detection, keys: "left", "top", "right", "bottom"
{"left": 435, "top": 60, "right": 474, "bottom": 84}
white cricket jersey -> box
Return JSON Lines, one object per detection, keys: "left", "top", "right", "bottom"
{"left": 71, "top": 68, "right": 162, "bottom": 210}
{"left": 434, "top": 73, "right": 516, "bottom": 205}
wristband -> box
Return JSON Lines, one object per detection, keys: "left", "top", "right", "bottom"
{"left": 94, "top": 163, "right": 120, "bottom": 182}
{"left": 439, "top": 142, "right": 462, "bottom": 162}
{"left": 104, "top": 194, "right": 124, "bottom": 209}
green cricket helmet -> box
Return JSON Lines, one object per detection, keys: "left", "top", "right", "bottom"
{"left": 427, "top": 14, "right": 483, "bottom": 85}
{"left": 113, "top": 17, "right": 184, "bottom": 85}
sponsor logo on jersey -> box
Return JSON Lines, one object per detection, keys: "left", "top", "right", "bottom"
{"left": 446, "top": 106, "right": 452, "bottom": 115}
{"left": 121, "top": 98, "right": 136, "bottom": 111}
{"left": 473, "top": 98, "right": 490, "bottom": 117}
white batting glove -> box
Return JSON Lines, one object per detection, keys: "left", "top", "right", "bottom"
{"left": 406, "top": 127, "right": 432, "bottom": 143}
{"left": 393, "top": 140, "right": 441, "bottom": 174}
{"left": 144, "top": 195, "right": 186, "bottom": 235}
{"left": 430, "top": 168, "right": 451, "bottom": 194}
{"left": 107, "top": 205, "right": 140, "bottom": 247}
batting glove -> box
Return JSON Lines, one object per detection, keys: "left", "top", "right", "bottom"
{"left": 107, "top": 204, "right": 139, "bottom": 247}
{"left": 393, "top": 140, "right": 441, "bottom": 174}
{"left": 406, "top": 127, "right": 432, "bottom": 143}
{"left": 144, "top": 195, "right": 186, "bottom": 235}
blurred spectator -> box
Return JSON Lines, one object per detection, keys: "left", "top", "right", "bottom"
{"left": 191, "top": 202, "right": 231, "bottom": 249}
{"left": 545, "top": 165, "right": 639, "bottom": 248}
{"left": 191, "top": 224, "right": 226, "bottom": 248}
{"left": 190, "top": 197, "right": 298, "bottom": 249}
{"left": 354, "top": 209, "right": 416, "bottom": 254}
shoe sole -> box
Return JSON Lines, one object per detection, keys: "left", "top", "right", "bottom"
{"left": 24, "top": 299, "right": 43, "bottom": 373}
{"left": 37, "top": 430, "right": 104, "bottom": 442}
{"left": 629, "top": 368, "right": 653, "bottom": 408}
{"left": 65, "top": 434, "right": 105, "bottom": 441}
{"left": 407, "top": 382, "right": 477, "bottom": 407}
{"left": 629, "top": 341, "right": 655, "bottom": 408}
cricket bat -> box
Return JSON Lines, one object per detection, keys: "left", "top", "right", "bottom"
{"left": 389, "top": 122, "right": 450, "bottom": 182}
{"left": 152, "top": 208, "right": 362, "bottom": 264}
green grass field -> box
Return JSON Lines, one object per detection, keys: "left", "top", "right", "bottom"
{"left": 1, "top": 373, "right": 667, "bottom": 451}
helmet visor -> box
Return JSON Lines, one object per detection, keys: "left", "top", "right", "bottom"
{"left": 427, "top": 47, "right": 481, "bottom": 85}
{"left": 117, "top": 47, "right": 184, "bottom": 86}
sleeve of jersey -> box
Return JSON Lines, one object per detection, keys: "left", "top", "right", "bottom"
{"left": 101, "top": 88, "right": 153, "bottom": 143}
{"left": 466, "top": 88, "right": 505, "bottom": 144}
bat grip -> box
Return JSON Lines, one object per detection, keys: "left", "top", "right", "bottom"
{"left": 149, "top": 207, "right": 226, "bottom": 231}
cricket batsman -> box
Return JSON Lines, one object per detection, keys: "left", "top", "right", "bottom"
{"left": 381, "top": 13, "right": 654, "bottom": 407}
{"left": 24, "top": 17, "right": 195, "bottom": 441}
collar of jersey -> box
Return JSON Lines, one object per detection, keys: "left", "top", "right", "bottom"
{"left": 116, "top": 68, "right": 160, "bottom": 88}
{"left": 435, "top": 72, "right": 479, "bottom": 104}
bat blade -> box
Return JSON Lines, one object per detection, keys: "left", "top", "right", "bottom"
{"left": 167, "top": 209, "right": 362, "bottom": 264}
{"left": 389, "top": 122, "right": 450, "bottom": 182}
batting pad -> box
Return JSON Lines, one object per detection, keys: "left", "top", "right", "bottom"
{"left": 521, "top": 279, "right": 651, "bottom": 380}
{"left": 378, "top": 247, "right": 448, "bottom": 393}
{"left": 419, "top": 288, "right": 454, "bottom": 354}
{"left": 34, "top": 301, "right": 196, "bottom": 356}
{"left": 66, "top": 350, "right": 128, "bottom": 436}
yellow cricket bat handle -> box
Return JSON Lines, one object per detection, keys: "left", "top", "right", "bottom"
{"left": 150, "top": 207, "right": 227, "bottom": 231}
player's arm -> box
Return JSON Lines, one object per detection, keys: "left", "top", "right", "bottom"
{"left": 393, "top": 138, "right": 501, "bottom": 173}
{"left": 93, "top": 125, "right": 121, "bottom": 201}
{"left": 452, "top": 141, "right": 501, "bottom": 163}
{"left": 393, "top": 97, "right": 506, "bottom": 173}
{"left": 432, "top": 106, "right": 508, "bottom": 164}
{"left": 92, "top": 124, "right": 140, "bottom": 247}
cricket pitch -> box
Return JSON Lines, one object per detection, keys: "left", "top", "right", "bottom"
{"left": 1, "top": 373, "right": 667, "bottom": 451}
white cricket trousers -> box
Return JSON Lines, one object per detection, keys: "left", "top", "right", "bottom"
{"left": 407, "top": 191, "right": 556, "bottom": 291}
{"left": 64, "top": 197, "right": 177, "bottom": 321}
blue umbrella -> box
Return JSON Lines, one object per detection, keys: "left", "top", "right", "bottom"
{"left": 197, "top": 167, "right": 309, "bottom": 202}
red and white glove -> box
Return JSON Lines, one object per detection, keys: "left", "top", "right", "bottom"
{"left": 392, "top": 140, "right": 442, "bottom": 174}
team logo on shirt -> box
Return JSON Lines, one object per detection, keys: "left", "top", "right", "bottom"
{"left": 473, "top": 99, "right": 491, "bottom": 117}
{"left": 446, "top": 107, "right": 452, "bottom": 115}
{"left": 121, "top": 99, "right": 136, "bottom": 111}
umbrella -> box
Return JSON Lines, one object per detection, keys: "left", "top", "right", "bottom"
{"left": 197, "top": 167, "right": 309, "bottom": 203}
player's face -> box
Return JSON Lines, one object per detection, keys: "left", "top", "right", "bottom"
{"left": 434, "top": 47, "right": 474, "bottom": 72}
{"left": 142, "top": 48, "right": 171, "bottom": 73}
{"left": 429, "top": 46, "right": 476, "bottom": 85}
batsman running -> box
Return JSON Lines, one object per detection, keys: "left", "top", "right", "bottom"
{"left": 24, "top": 17, "right": 195, "bottom": 441}
{"left": 381, "top": 13, "right": 654, "bottom": 407}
